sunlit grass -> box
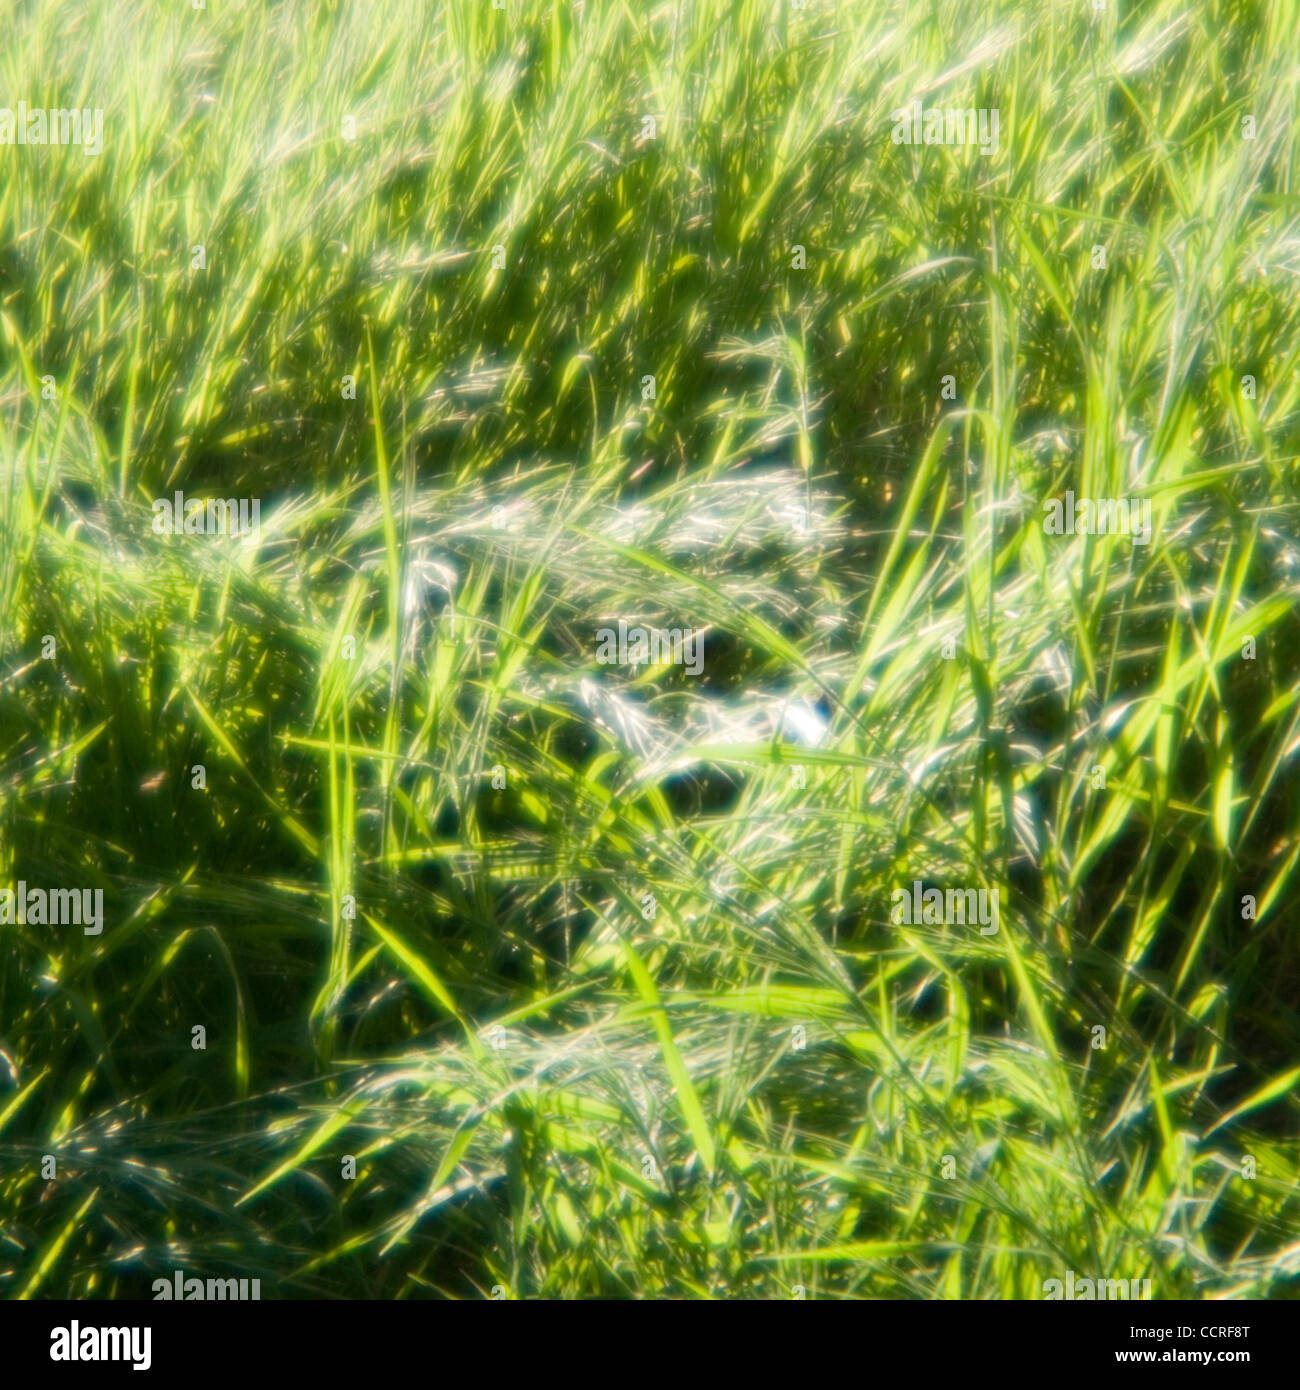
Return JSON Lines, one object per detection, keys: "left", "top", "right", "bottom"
{"left": 1, "top": 0, "right": 1299, "bottom": 1299}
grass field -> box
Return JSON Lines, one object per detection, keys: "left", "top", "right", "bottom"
{"left": 2, "top": 0, "right": 1299, "bottom": 1299}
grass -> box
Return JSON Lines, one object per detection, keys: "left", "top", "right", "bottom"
{"left": 2, "top": 0, "right": 1300, "bottom": 1300}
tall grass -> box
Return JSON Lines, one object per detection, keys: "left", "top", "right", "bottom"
{"left": 2, "top": 0, "right": 1299, "bottom": 1298}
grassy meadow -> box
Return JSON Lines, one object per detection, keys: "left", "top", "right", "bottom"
{"left": 2, "top": 0, "right": 1300, "bottom": 1299}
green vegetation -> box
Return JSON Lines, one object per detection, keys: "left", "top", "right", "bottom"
{"left": 2, "top": 0, "right": 1299, "bottom": 1299}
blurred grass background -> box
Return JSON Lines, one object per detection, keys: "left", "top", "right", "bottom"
{"left": 1, "top": 0, "right": 1299, "bottom": 1298}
